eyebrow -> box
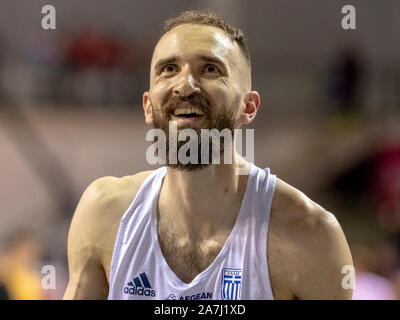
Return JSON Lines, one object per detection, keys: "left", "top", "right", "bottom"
{"left": 198, "top": 55, "right": 228, "bottom": 73}
{"left": 154, "top": 56, "right": 179, "bottom": 73}
{"left": 153, "top": 54, "right": 228, "bottom": 74}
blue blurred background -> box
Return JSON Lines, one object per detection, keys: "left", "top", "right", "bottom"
{"left": 0, "top": 0, "right": 399, "bottom": 299}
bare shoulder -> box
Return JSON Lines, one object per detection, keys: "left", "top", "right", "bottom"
{"left": 81, "top": 170, "right": 154, "bottom": 218}
{"left": 66, "top": 170, "right": 154, "bottom": 279}
{"left": 64, "top": 170, "right": 153, "bottom": 299}
{"left": 271, "top": 178, "right": 341, "bottom": 236}
{"left": 71, "top": 170, "right": 154, "bottom": 234}
{"left": 268, "top": 178, "right": 353, "bottom": 300}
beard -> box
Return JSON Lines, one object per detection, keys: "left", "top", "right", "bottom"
{"left": 151, "top": 93, "right": 239, "bottom": 171}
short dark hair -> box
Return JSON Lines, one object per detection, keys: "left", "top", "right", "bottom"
{"left": 162, "top": 10, "right": 251, "bottom": 67}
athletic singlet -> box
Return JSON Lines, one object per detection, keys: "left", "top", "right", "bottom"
{"left": 108, "top": 162, "right": 276, "bottom": 300}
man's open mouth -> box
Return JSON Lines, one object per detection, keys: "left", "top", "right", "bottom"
{"left": 173, "top": 107, "right": 205, "bottom": 118}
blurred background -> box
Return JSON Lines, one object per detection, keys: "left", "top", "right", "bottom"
{"left": 0, "top": 0, "right": 399, "bottom": 299}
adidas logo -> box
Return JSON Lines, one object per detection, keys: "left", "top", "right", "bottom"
{"left": 124, "top": 272, "right": 156, "bottom": 297}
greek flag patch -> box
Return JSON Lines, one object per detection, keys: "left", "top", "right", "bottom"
{"left": 221, "top": 268, "right": 242, "bottom": 300}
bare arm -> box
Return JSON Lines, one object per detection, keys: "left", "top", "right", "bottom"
{"left": 269, "top": 180, "right": 354, "bottom": 300}
{"left": 63, "top": 178, "right": 112, "bottom": 299}
{"left": 291, "top": 208, "right": 354, "bottom": 300}
{"left": 63, "top": 172, "right": 153, "bottom": 299}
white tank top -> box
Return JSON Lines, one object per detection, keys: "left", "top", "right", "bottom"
{"left": 108, "top": 162, "right": 276, "bottom": 300}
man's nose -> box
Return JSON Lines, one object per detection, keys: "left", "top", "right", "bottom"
{"left": 172, "top": 68, "right": 200, "bottom": 97}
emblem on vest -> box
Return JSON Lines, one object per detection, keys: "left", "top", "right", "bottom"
{"left": 221, "top": 268, "right": 242, "bottom": 300}
{"left": 124, "top": 272, "right": 156, "bottom": 297}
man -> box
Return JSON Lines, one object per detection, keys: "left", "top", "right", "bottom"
{"left": 63, "top": 10, "right": 353, "bottom": 300}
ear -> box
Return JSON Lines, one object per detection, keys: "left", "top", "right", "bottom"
{"left": 142, "top": 91, "right": 154, "bottom": 125}
{"left": 240, "top": 91, "right": 260, "bottom": 125}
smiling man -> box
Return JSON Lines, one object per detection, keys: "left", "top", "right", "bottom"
{"left": 63, "top": 10, "right": 353, "bottom": 300}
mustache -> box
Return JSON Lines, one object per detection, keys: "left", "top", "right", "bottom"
{"left": 162, "top": 93, "right": 213, "bottom": 115}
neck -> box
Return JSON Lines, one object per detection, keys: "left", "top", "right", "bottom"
{"left": 158, "top": 152, "right": 251, "bottom": 235}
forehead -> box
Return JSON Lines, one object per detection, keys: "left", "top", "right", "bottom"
{"left": 152, "top": 24, "right": 239, "bottom": 70}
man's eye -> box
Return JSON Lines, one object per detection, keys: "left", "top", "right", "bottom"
{"left": 204, "top": 64, "right": 219, "bottom": 73}
{"left": 162, "top": 65, "right": 177, "bottom": 73}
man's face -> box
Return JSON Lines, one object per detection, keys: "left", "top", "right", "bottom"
{"left": 145, "top": 23, "right": 249, "bottom": 128}
{"left": 143, "top": 24, "right": 255, "bottom": 170}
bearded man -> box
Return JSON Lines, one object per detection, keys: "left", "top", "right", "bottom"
{"left": 63, "top": 10, "right": 353, "bottom": 300}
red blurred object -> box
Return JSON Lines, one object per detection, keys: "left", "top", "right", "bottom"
{"left": 66, "top": 29, "right": 123, "bottom": 68}
{"left": 372, "top": 145, "right": 400, "bottom": 226}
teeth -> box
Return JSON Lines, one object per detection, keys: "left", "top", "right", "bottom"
{"left": 174, "top": 107, "right": 205, "bottom": 116}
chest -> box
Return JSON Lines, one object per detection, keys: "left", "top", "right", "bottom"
{"left": 157, "top": 227, "right": 229, "bottom": 284}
